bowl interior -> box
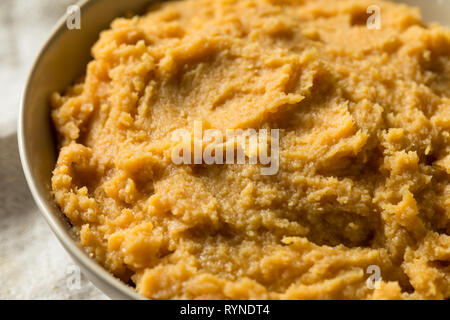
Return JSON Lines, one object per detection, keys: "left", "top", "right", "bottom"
{"left": 19, "top": 0, "right": 450, "bottom": 299}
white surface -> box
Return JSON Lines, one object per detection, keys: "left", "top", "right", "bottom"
{"left": 0, "top": 0, "right": 107, "bottom": 300}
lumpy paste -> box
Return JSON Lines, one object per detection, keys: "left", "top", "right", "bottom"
{"left": 51, "top": 0, "right": 449, "bottom": 299}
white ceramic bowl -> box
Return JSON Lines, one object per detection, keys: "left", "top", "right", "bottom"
{"left": 18, "top": 0, "right": 450, "bottom": 299}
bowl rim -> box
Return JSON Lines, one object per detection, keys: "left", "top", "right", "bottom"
{"left": 17, "top": 0, "right": 142, "bottom": 300}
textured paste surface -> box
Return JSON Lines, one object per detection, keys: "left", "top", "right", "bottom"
{"left": 51, "top": 0, "right": 449, "bottom": 299}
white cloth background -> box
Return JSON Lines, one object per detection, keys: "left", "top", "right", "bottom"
{"left": 0, "top": 0, "right": 107, "bottom": 299}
